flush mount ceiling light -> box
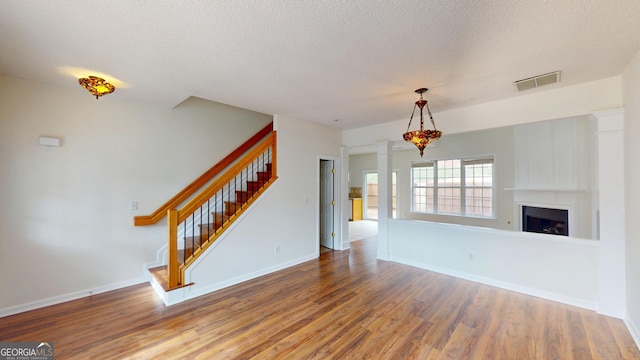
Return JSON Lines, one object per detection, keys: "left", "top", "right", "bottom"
{"left": 78, "top": 76, "right": 115, "bottom": 99}
{"left": 402, "top": 88, "right": 442, "bottom": 157}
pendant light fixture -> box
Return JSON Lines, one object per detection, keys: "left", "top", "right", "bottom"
{"left": 402, "top": 88, "right": 442, "bottom": 157}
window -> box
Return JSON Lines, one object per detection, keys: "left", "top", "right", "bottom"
{"left": 411, "top": 162, "right": 434, "bottom": 213}
{"left": 463, "top": 158, "right": 493, "bottom": 217}
{"left": 411, "top": 157, "right": 494, "bottom": 217}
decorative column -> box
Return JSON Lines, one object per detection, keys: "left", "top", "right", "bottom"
{"left": 340, "top": 146, "right": 350, "bottom": 250}
{"left": 594, "top": 108, "right": 626, "bottom": 318}
{"left": 376, "top": 140, "right": 392, "bottom": 260}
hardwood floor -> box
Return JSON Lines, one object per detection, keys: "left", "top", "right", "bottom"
{"left": 1, "top": 237, "right": 639, "bottom": 359}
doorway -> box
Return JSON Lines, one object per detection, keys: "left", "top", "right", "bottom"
{"left": 319, "top": 159, "right": 335, "bottom": 251}
{"left": 363, "top": 171, "right": 398, "bottom": 220}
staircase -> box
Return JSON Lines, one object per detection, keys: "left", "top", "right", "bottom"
{"left": 182, "top": 165, "right": 271, "bottom": 261}
{"left": 136, "top": 123, "right": 277, "bottom": 292}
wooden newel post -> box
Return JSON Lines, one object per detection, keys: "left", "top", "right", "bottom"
{"left": 168, "top": 209, "right": 179, "bottom": 289}
{"left": 271, "top": 131, "right": 277, "bottom": 178}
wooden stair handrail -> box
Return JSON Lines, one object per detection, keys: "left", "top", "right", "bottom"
{"left": 177, "top": 133, "right": 274, "bottom": 223}
{"left": 134, "top": 122, "right": 273, "bottom": 226}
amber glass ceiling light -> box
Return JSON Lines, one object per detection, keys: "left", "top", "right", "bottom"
{"left": 78, "top": 76, "right": 115, "bottom": 99}
{"left": 402, "top": 88, "right": 442, "bottom": 157}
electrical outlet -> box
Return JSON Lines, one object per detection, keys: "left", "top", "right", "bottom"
{"left": 468, "top": 253, "right": 474, "bottom": 261}
{"left": 129, "top": 201, "right": 138, "bottom": 211}
{"left": 275, "top": 245, "right": 280, "bottom": 254}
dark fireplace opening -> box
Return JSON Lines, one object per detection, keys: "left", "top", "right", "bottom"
{"left": 522, "top": 206, "right": 568, "bottom": 236}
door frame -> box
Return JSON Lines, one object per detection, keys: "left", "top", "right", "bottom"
{"left": 363, "top": 170, "right": 378, "bottom": 220}
{"left": 319, "top": 159, "right": 335, "bottom": 249}
{"left": 316, "top": 155, "right": 342, "bottom": 252}
{"left": 363, "top": 169, "right": 399, "bottom": 220}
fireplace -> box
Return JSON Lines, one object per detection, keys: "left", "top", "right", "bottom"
{"left": 522, "top": 206, "right": 568, "bottom": 236}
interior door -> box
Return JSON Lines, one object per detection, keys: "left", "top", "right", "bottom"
{"left": 319, "top": 160, "right": 335, "bottom": 248}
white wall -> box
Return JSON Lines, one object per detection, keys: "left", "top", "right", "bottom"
{"left": 623, "top": 50, "right": 640, "bottom": 344}
{"left": 0, "top": 74, "right": 272, "bottom": 315}
{"left": 178, "top": 114, "right": 342, "bottom": 302}
{"left": 389, "top": 220, "right": 600, "bottom": 309}
{"left": 348, "top": 153, "right": 377, "bottom": 189}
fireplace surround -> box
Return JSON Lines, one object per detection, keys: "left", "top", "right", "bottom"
{"left": 522, "top": 205, "right": 569, "bottom": 236}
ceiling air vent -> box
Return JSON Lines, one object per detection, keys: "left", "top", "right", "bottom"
{"left": 514, "top": 71, "right": 560, "bottom": 92}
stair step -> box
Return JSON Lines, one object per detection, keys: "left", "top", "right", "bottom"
{"left": 256, "top": 171, "right": 272, "bottom": 181}
{"left": 198, "top": 223, "right": 219, "bottom": 236}
{"left": 224, "top": 201, "right": 241, "bottom": 216}
{"left": 235, "top": 190, "right": 254, "bottom": 204}
{"left": 148, "top": 265, "right": 193, "bottom": 291}
{"left": 149, "top": 266, "right": 169, "bottom": 290}
{"left": 198, "top": 223, "right": 217, "bottom": 235}
{"left": 246, "top": 180, "right": 267, "bottom": 191}
{"left": 266, "top": 163, "right": 272, "bottom": 172}
{"left": 178, "top": 247, "right": 200, "bottom": 263}
{"left": 198, "top": 213, "right": 229, "bottom": 235}
{"left": 179, "top": 235, "right": 203, "bottom": 260}
{"left": 177, "top": 249, "right": 186, "bottom": 263}
{"left": 198, "top": 213, "right": 228, "bottom": 228}
{"left": 184, "top": 235, "right": 203, "bottom": 245}
{"left": 212, "top": 212, "right": 229, "bottom": 221}
{"left": 177, "top": 249, "right": 192, "bottom": 264}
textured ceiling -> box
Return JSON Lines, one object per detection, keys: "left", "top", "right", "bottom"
{"left": 1, "top": 1, "right": 640, "bottom": 129}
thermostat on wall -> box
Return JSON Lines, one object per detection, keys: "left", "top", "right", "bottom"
{"left": 38, "top": 136, "right": 61, "bottom": 147}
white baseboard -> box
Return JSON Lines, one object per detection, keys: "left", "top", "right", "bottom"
{"left": 185, "top": 253, "right": 317, "bottom": 303}
{"left": 390, "top": 256, "right": 598, "bottom": 311}
{"left": 0, "top": 277, "right": 147, "bottom": 318}
{"left": 625, "top": 313, "right": 640, "bottom": 352}
{"left": 152, "top": 254, "right": 317, "bottom": 306}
